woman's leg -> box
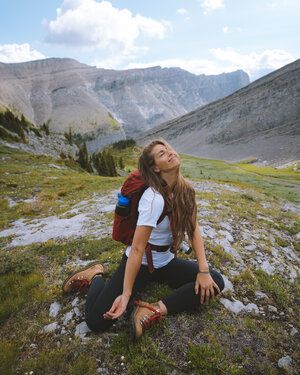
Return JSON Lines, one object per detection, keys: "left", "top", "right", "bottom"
{"left": 85, "top": 254, "right": 152, "bottom": 332}
{"left": 156, "top": 258, "right": 225, "bottom": 314}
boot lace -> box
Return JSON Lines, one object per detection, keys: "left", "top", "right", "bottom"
{"left": 134, "top": 300, "right": 162, "bottom": 330}
{"left": 71, "top": 278, "right": 90, "bottom": 293}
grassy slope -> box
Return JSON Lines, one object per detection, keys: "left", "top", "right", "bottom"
{"left": 0, "top": 143, "right": 299, "bottom": 374}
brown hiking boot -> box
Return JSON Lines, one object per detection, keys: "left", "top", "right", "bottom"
{"left": 130, "top": 300, "right": 163, "bottom": 341}
{"left": 62, "top": 261, "right": 104, "bottom": 294}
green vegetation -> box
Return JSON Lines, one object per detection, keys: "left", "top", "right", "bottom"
{"left": 112, "top": 138, "right": 136, "bottom": 150}
{"left": 180, "top": 153, "right": 300, "bottom": 203}
{"left": 188, "top": 342, "right": 245, "bottom": 374}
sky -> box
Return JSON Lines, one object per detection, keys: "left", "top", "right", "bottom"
{"left": 0, "top": 0, "right": 299, "bottom": 81}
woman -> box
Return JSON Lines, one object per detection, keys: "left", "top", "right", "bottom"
{"left": 63, "top": 139, "right": 224, "bottom": 340}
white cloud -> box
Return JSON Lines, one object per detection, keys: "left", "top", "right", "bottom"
{"left": 210, "top": 48, "right": 295, "bottom": 77}
{"left": 200, "top": 0, "right": 224, "bottom": 15}
{"left": 0, "top": 43, "right": 46, "bottom": 63}
{"left": 176, "top": 8, "right": 188, "bottom": 15}
{"left": 176, "top": 8, "right": 190, "bottom": 21}
{"left": 222, "top": 26, "right": 229, "bottom": 33}
{"left": 124, "top": 48, "right": 296, "bottom": 80}
{"left": 44, "top": 0, "right": 171, "bottom": 57}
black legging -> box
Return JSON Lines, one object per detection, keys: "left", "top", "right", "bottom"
{"left": 85, "top": 253, "right": 225, "bottom": 332}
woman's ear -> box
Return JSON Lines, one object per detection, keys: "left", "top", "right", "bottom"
{"left": 153, "top": 165, "right": 160, "bottom": 173}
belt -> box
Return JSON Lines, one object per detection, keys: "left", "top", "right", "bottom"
{"left": 147, "top": 243, "right": 171, "bottom": 252}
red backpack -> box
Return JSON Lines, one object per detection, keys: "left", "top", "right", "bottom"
{"left": 112, "top": 169, "right": 176, "bottom": 272}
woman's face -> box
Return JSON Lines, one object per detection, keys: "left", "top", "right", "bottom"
{"left": 151, "top": 143, "right": 180, "bottom": 173}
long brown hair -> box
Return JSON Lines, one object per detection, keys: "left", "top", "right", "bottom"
{"left": 138, "top": 139, "right": 197, "bottom": 249}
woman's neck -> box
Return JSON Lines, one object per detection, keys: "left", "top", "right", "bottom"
{"left": 160, "top": 170, "right": 179, "bottom": 190}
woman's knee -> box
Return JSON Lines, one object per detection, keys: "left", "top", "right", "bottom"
{"left": 210, "top": 269, "right": 225, "bottom": 293}
{"left": 85, "top": 313, "right": 114, "bottom": 332}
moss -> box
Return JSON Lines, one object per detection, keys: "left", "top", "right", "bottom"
{"left": 188, "top": 342, "right": 245, "bottom": 375}
{"left": 0, "top": 341, "right": 19, "bottom": 375}
{"left": 232, "top": 268, "right": 259, "bottom": 294}
{"left": 110, "top": 331, "right": 174, "bottom": 374}
{"left": 293, "top": 240, "right": 300, "bottom": 252}
{"left": 255, "top": 269, "right": 291, "bottom": 309}
{"left": 21, "top": 348, "right": 98, "bottom": 375}
{"left": 0, "top": 273, "right": 44, "bottom": 324}
{"left": 275, "top": 236, "right": 290, "bottom": 247}
{"left": 205, "top": 242, "right": 234, "bottom": 270}
{"left": 0, "top": 251, "right": 38, "bottom": 275}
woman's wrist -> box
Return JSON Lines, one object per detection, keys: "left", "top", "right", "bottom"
{"left": 122, "top": 291, "right": 132, "bottom": 298}
{"left": 198, "top": 263, "right": 209, "bottom": 273}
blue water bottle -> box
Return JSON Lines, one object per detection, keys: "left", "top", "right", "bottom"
{"left": 115, "top": 193, "right": 131, "bottom": 216}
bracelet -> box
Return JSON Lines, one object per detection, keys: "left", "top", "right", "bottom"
{"left": 198, "top": 270, "right": 210, "bottom": 274}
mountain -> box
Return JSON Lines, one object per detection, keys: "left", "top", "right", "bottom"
{"left": 0, "top": 58, "right": 249, "bottom": 152}
{"left": 138, "top": 59, "right": 300, "bottom": 165}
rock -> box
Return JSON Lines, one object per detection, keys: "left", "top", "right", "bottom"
{"left": 218, "top": 230, "right": 234, "bottom": 242}
{"left": 260, "top": 260, "right": 275, "bottom": 275}
{"left": 221, "top": 275, "right": 234, "bottom": 293}
{"left": 220, "top": 298, "right": 245, "bottom": 314}
{"left": 75, "top": 321, "right": 91, "bottom": 338}
{"left": 268, "top": 305, "right": 278, "bottom": 313}
{"left": 215, "top": 238, "right": 243, "bottom": 263}
{"left": 245, "top": 244, "right": 256, "bottom": 251}
{"left": 198, "top": 199, "right": 210, "bottom": 206}
{"left": 255, "top": 291, "right": 268, "bottom": 300}
{"left": 203, "top": 226, "right": 218, "bottom": 239}
{"left": 62, "top": 311, "right": 73, "bottom": 326}
{"left": 73, "top": 307, "right": 81, "bottom": 317}
{"left": 43, "top": 322, "right": 59, "bottom": 333}
{"left": 291, "top": 327, "right": 298, "bottom": 336}
{"left": 72, "top": 297, "right": 79, "bottom": 307}
{"left": 244, "top": 303, "right": 259, "bottom": 314}
{"left": 220, "top": 298, "right": 259, "bottom": 315}
{"left": 220, "top": 222, "right": 233, "bottom": 231}
{"left": 49, "top": 302, "right": 61, "bottom": 318}
{"left": 278, "top": 356, "right": 292, "bottom": 369}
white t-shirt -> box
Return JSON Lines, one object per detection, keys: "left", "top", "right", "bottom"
{"left": 125, "top": 187, "right": 174, "bottom": 268}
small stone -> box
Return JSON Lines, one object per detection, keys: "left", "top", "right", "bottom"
{"left": 121, "top": 356, "right": 125, "bottom": 360}
{"left": 73, "top": 307, "right": 81, "bottom": 317}
{"left": 245, "top": 244, "right": 256, "bottom": 251}
{"left": 260, "top": 260, "right": 275, "bottom": 275}
{"left": 278, "top": 356, "right": 292, "bottom": 369}
{"left": 121, "top": 363, "right": 124, "bottom": 367}
{"left": 30, "top": 343, "right": 37, "bottom": 349}
{"left": 244, "top": 303, "right": 259, "bottom": 314}
{"left": 255, "top": 291, "right": 268, "bottom": 300}
{"left": 49, "top": 302, "right": 61, "bottom": 318}
{"left": 57, "top": 341, "right": 61, "bottom": 348}
{"left": 268, "top": 305, "right": 278, "bottom": 313}
{"left": 43, "top": 322, "right": 59, "bottom": 333}
{"left": 221, "top": 275, "right": 234, "bottom": 293}
{"left": 291, "top": 327, "right": 298, "bottom": 336}
{"left": 72, "top": 297, "right": 79, "bottom": 307}
{"left": 75, "top": 321, "right": 91, "bottom": 338}
{"left": 62, "top": 311, "right": 73, "bottom": 326}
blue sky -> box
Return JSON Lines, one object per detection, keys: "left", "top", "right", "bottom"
{"left": 0, "top": 0, "right": 299, "bottom": 80}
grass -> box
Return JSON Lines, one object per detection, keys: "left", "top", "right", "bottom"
{"left": 180, "top": 153, "right": 300, "bottom": 203}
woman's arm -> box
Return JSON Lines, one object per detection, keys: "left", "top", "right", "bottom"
{"left": 191, "top": 222, "right": 220, "bottom": 304}
{"left": 123, "top": 226, "right": 153, "bottom": 297}
{"left": 191, "top": 222, "right": 209, "bottom": 271}
{"left": 103, "top": 225, "right": 152, "bottom": 320}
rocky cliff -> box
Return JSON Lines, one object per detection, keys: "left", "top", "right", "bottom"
{"left": 0, "top": 58, "right": 249, "bottom": 152}
{"left": 138, "top": 59, "right": 300, "bottom": 165}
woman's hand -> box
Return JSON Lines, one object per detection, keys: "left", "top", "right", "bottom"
{"left": 195, "top": 272, "right": 221, "bottom": 304}
{"left": 103, "top": 294, "right": 130, "bottom": 320}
